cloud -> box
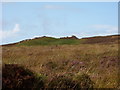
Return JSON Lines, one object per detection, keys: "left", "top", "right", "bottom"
{"left": 43, "top": 5, "right": 64, "bottom": 9}
{"left": 13, "top": 24, "right": 20, "bottom": 32}
{"left": 91, "top": 24, "right": 118, "bottom": 34}
{"left": 76, "top": 24, "right": 118, "bottom": 38}
{"left": 0, "top": 24, "right": 20, "bottom": 40}
{"left": 42, "top": 5, "right": 82, "bottom": 12}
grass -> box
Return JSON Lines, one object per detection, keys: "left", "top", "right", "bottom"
{"left": 2, "top": 43, "right": 119, "bottom": 88}
{"left": 16, "top": 37, "right": 83, "bottom": 46}
{"left": 2, "top": 64, "right": 95, "bottom": 89}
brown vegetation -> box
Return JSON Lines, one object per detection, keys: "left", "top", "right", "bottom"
{"left": 2, "top": 64, "right": 44, "bottom": 89}
{"left": 2, "top": 35, "right": 119, "bottom": 89}
{"left": 2, "top": 43, "right": 119, "bottom": 88}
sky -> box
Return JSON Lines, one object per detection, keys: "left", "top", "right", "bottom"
{"left": 1, "top": 2, "right": 118, "bottom": 44}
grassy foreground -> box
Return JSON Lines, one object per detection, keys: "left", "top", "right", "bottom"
{"left": 2, "top": 43, "right": 119, "bottom": 88}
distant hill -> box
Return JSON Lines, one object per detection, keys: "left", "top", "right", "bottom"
{"left": 81, "top": 35, "right": 120, "bottom": 44}
{"left": 16, "top": 36, "right": 80, "bottom": 46}
{"left": 2, "top": 34, "right": 120, "bottom": 46}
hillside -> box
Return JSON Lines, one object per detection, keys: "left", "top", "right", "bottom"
{"left": 2, "top": 34, "right": 120, "bottom": 46}
{"left": 17, "top": 36, "right": 80, "bottom": 46}
{"left": 2, "top": 34, "right": 119, "bottom": 88}
{"left": 81, "top": 35, "right": 120, "bottom": 44}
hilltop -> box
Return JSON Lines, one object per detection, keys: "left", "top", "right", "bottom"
{"left": 2, "top": 34, "right": 120, "bottom": 46}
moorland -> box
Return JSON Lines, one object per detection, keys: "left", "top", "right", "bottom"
{"left": 2, "top": 34, "right": 120, "bottom": 89}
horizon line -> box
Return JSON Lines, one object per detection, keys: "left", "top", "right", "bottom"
{"left": 1, "top": 34, "right": 119, "bottom": 46}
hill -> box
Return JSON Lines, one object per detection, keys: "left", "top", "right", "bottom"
{"left": 2, "top": 34, "right": 119, "bottom": 88}
{"left": 2, "top": 34, "right": 120, "bottom": 46}
{"left": 81, "top": 35, "right": 119, "bottom": 44}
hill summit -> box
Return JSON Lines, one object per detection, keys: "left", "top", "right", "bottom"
{"left": 60, "top": 35, "right": 78, "bottom": 39}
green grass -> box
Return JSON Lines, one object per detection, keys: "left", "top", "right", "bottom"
{"left": 16, "top": 37, "right": 85, "bottom": 46}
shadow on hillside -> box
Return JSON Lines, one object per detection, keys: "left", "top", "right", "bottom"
{"left": 2, "top": 64, "right": 44, "bottom": 89}
{"left": 2, "top": 64, "right": 94, "bottom": 89}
